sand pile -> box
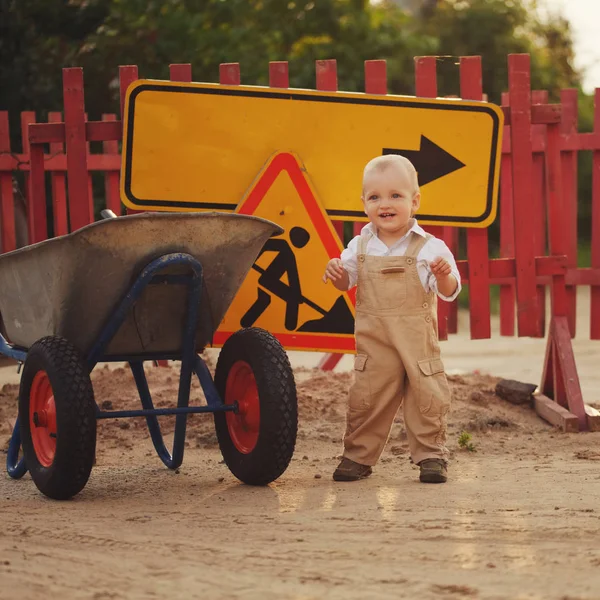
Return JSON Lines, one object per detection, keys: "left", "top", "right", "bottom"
{"left": 0, "top": 355, "right": 551, "bottom": 460}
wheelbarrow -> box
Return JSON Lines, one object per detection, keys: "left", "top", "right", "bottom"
{"left": 1, "top": 212, "right": 298, "bottom": 500}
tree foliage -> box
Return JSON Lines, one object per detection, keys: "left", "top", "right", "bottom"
{"left": 1, "top": 0, "right": 585, "bottom": 120}
{"left": 0, "top": 0, "right": 594, "bottom": 238}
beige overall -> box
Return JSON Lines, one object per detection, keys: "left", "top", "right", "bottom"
{"left": 343, "top": 231, "right": 451, "bottom": 467}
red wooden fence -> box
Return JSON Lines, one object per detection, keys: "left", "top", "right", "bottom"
{"left": 0, "top": 53, "right": 599, "bottom": 431}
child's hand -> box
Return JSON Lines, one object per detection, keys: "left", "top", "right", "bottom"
{"left": 323, "top": 258, "right": 346, "bottom": 283}
{"left": 430, "top": 256, "right": 458, "bottom": 297}
{"left": 430, "top": 257, "right": 452, "bottom": 280}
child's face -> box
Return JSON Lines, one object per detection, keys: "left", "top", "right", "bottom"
{"left": 362, "top": 165, "right": 420, "bottom": 236}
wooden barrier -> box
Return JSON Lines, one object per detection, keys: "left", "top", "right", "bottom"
{"left": 0, "top": 54, "right": 599, "bottom": 430}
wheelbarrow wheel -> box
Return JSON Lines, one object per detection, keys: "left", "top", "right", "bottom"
{"left": 19, "top": 336, "right": 96, "bottom": 500}
{"left": 214, "top": 327, "right": 297, "bottom": 485}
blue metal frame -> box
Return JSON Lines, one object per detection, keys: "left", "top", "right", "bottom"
{"left": 5, "top": 252, "right": 235, "bottom": 478}
{"left": 0, "top": 336, "right": 27, "bottom": 363}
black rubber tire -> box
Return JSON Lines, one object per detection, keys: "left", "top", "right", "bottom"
{"left": 214, "top": 328, "right": 297, "bottom": 485}
{"left": 19, "top": 336, "right": 96, "bottom": 500}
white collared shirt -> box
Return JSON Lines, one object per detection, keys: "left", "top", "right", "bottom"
{"left": 340, "top": 220, "right": 462, "bottom": 302}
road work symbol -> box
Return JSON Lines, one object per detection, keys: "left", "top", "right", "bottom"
{"left": 241, "top": 227, "right": 354, "bottom": 334}
{"left": 241, "top": 227, "right": 310, "bottom": 331}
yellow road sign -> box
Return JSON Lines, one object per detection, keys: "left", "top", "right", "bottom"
{"left": 121, "top": 80, "right": 503, "bottom": 227}
{"left": 214, "top": 152, "right": 356, "bottom": 353}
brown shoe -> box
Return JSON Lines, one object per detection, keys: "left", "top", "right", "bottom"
{"left": 333, "top": 457, "right": 373, "bottom": 482}
{"left": 419, "top": 458, "right": 448, "bottom": 483}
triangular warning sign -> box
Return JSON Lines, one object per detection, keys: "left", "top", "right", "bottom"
{"left": 213, "top": 152, "right": 356, "bottom": 353}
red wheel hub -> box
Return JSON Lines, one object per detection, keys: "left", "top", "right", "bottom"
{"left": 29, "top": 371, "right": 57, "bottom": 467}
{"left": 225, "top": 361, "right": 260, "bottom": 454}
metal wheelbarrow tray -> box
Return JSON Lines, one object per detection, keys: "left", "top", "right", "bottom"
{"left": 1, "top": 212, "right": 298, "bottom": 500}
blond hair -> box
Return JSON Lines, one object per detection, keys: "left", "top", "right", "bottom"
{"left": 362, "top": 154, "right": 420, "bottom": 196}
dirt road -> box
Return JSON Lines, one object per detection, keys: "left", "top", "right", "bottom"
{"left": 2, "top": 361, "right": 600, "bottom": 600}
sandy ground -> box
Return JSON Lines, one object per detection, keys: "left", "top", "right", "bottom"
{"left": 1, "top": 292, "right": 600, "bottom": 600}
{"left": 2, "top": 360, "right": 600, "bottom": 599}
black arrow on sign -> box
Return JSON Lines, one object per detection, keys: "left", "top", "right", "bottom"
{"left": 382, "top": 135, "right": 466, "bottom": 186}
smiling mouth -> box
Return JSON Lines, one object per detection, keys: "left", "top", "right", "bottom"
{"left": 379, "top": 213, "right": 396, "bottom": 218}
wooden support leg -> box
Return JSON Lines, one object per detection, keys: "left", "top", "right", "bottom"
{"left": 536, "top": 316, "right": 588, "bottom": 431}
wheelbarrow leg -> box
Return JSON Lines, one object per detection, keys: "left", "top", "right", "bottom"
{"left": 128, "top": 354, "right": 196, "bottom": 470}
{"left": 129, "top": 361, "right": 174, "bottom": 467}
{"left": 6, "top": 416, "right": 27, "bottom": 479}
{"left": 128, "top": 256, "right": 202, "bottom": 470}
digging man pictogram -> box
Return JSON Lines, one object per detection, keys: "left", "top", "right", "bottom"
{"left": 241, "top": 227, "right": 354, "bottom": 334}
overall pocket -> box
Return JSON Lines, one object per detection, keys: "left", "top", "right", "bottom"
{"left": 348, "top": 353, "right": 371, "bottom": 411}
{"left": 367, "top": 268, "right": 407, "bottom": 310}
{"left": 417, "top": 357, "right": 451, "bottom": 415}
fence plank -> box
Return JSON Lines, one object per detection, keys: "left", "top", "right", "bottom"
{"left": 314, "top": 60, "right": 344, "bottom": 242}
{"left": 414, "top": 56, "right": 448, "bottom": 341}
{"left": 119, "top": 66, "right": 139, "bottom": 121}
{"left": 266, "top": 63, "right": 299, "bottom": 253}
{"left": 317, "top": 60, "right": 345, "bottom": 241}
{"left": 361, "top": 60, "right": 387, "bottom": 237}
{"left": 364, "top": 60, "right": 387, "bottom": 95}
{"left": 315, "top": 59, "right": 343, "bottom": 370}
{"left": 499, "top": 92, "right": 516, "bottom": 336}
{"left": 507, "top": 54, "right": 540, "bottom": 337}
{"left": 591, "top": 88, "right": 600, "bottom": 339}
{"left": 29, "top": 140, "right": 47, "bottom": 243}
{"left": 23, "top": 110, "right": 48, "bottom": 243}
{"left": 48, "top": 112, "right": 68, "bottom": 236}
{"left": 560, "top": 88, "right": 578, "bottom": 337}
{"left": 269, "top": 62, "right": 289, "bottom": 88}
{"left": 461, "top": 56, "right": 491, "bottom": 339}
{"left": 102, "top": 114, "right": 121, "bottom": 216}
{"left": 532, "top": 90, "right": 548, "bottom": 336}
{"left": 20, "top": 111, "right": 36, "bottom": 242}
{"left": 219, "top": 63, "right": 241, "bottom": 85}
{"left": 63, "top": 68, "right": 92, "bottom": 231}
{"left": 84, "top": 112, "right": 94, "bottom": 222}
{"left": 0, "top": 113, "right": 16, "bottom": 252}
{"left": 415, "top": 56, "right": 459, "bottom": 334}
{"left": 119, "top": 66, "right": 139, "bottom": 215}
{"left": 316, "top": 59, "right": 337, "bottom": 92}
{"left": 170, "top": 63, "right": 192, "bottom": 82}
{"left": 0, "top": 173, "right": 14, "bottom": 252}
{"left": 414, "top": 56, "right": 437, "bottom": 98}
{"left": 546, "top": 114, "right": 569, "bottom": 319}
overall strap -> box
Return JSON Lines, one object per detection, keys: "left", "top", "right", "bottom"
{"left": 405, "top": 231, "right": 431, "bottom": 259}
{"left": 357, "top": 233, "right": 372, "bottom": 256}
